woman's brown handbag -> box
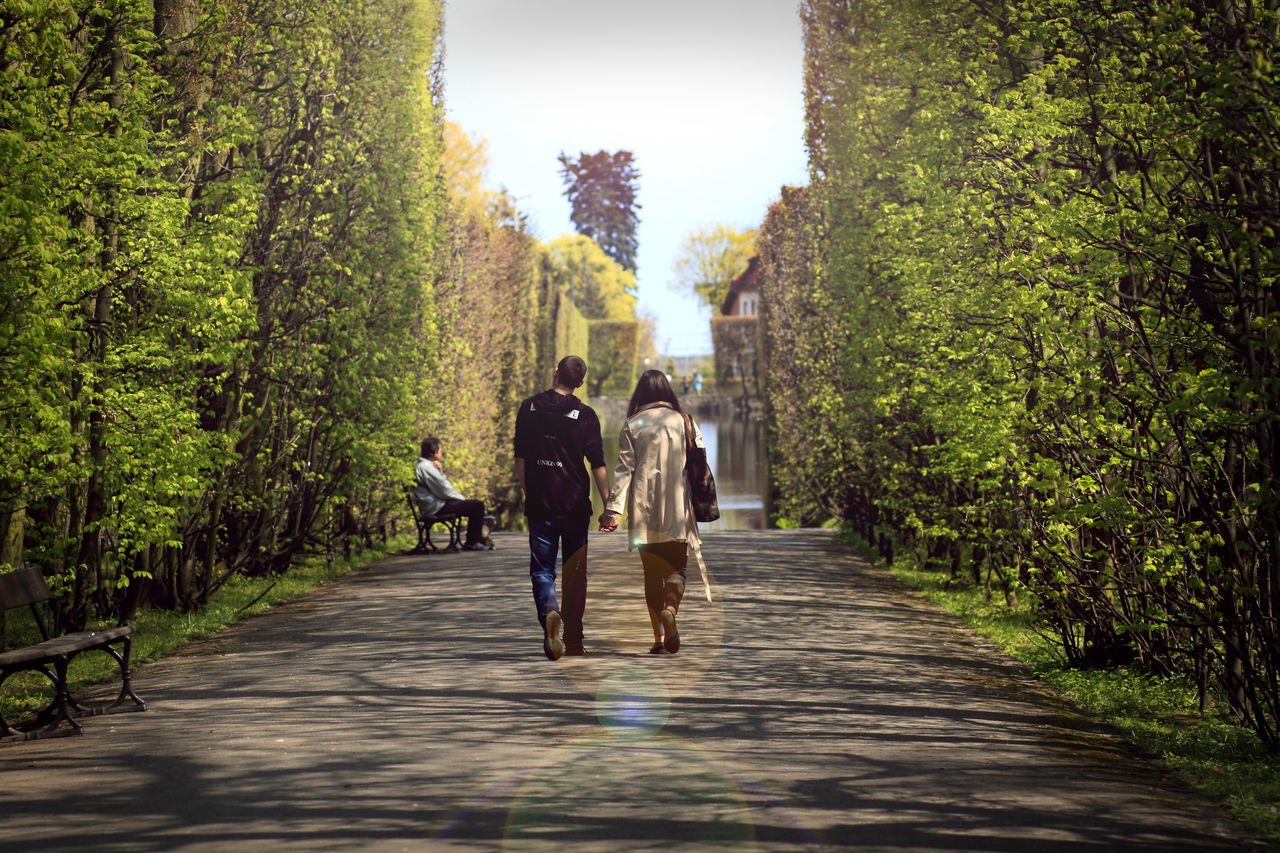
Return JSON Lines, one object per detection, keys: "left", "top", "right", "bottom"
{"left": 681, "top": 412, "right": 720, "bottom": 523}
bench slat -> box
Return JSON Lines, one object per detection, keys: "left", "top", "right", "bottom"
{"left": 0, "top": 626, "right": 133, "bottom": 669}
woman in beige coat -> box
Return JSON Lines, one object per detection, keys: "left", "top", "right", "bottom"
{"left": 598, "top": 370, "right": 707, "bottom": 654}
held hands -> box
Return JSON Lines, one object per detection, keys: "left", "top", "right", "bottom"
{"left": 598, "top": 511, "right": 619, "bottom": 532}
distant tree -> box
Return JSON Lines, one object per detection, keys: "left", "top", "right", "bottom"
{"left": 634, "top": 310, "right": 659, "bottom": 367}
{"left": 671, "top": 224, "right": 757, "bottom": 313}
{"left": 557, "top": 150, "right": 641, "bottom": 272}
{"left": 586, "top": 321, "right": 639, "bottom": 396}
{"left": 442, "top": 121, "right": 492, "bottom": 220}
{"left": 541, "top": 234, "right": 636, "bottom": 320}
{"left": 443, "top": 121, "right": 527, "bottom": 230}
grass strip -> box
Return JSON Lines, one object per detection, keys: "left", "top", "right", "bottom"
{"left": 843, "top": 533, "right": 1280, "bottom": 848}
{"left": 2, "top": 535, "right": 414, "bottom": 725}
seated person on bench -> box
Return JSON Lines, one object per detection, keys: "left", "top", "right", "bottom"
{"left": 413, "top": 437, "right": 492, "bottom": 551}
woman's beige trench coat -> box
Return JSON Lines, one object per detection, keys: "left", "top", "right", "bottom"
{"left": 603, "top": 401, "right": 712, "bottom": 601}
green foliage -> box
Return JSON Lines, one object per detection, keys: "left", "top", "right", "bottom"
{"left": 442, "top": 120, "right": 493, "bottom": 220}
{"left": 554, "top": 293, "right": 591, "bottom": 370}
{"left": 587, "top": 321, "right": 639, "bottom": 396}
{"left": 557, "top": 150, "right": 642, "bottom": 273}
{"left": 0, "top": 0, "right": 479, "bottom": 624}
{"left": 776, "top": 0, "right": 1280, "bottom": 747}
{"left": 204, "top": 0, "right": 448, "bottom": 582}
{"left": 0, "top": 0, "right": 261, "bottom": 623}
{"left": 541, "top": 235, "right": 637, "bottom": 321}
{"left": 757, "top": 185, "right": 842, "bottom": 527}
{"left": 431, "top": 213, "right": 540, "bottom": 524}
{"left": 671, "top": 224, "right": 757, "bottom": 313}
{"left": 0, "top": 0, "right": 643, "bottom": 693}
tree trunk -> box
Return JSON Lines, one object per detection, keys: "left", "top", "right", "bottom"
{"left": 71, "top": 27, "right": 126, "bottom": 630}
{"left": 0, "top": 504, "right": 24, "bottom": 572}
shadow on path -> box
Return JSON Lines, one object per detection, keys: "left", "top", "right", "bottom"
{"left": 0, "top": 530, "right": 1259, "bottom": 852}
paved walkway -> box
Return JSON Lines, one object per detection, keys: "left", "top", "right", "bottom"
{"left": 0, "top": 530, "right": 1260, "bottom": 852}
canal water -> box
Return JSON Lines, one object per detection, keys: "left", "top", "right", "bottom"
{"left": 591, "top": 404, "right": 768, "bottom": 531}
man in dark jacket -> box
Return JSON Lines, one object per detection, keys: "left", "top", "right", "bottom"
{"left": 514, "top": 355, "right": 609, "bottom": 660}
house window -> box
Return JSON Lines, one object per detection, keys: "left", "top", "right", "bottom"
{"left": 740, "top": 294, "right": 757, "bottom": 316}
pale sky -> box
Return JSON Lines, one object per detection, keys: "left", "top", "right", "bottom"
{"left": 441, "top": 0, "right": 809, "bottom": 357}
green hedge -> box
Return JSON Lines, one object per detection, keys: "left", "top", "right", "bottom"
{"left": 769, "top": 0, "right": 1280, "bottom": 748}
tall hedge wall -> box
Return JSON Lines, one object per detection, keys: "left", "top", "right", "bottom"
{"left": 769, "top": 0, "right": 1280, "bottom": 746}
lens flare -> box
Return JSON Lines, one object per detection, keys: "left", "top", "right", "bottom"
{"left": 593, "top": 665, "right": 670, "bottom": 740}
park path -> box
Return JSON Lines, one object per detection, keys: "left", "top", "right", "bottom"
{"left": 0, "top": 530, "right": 1260, "bottom": 852}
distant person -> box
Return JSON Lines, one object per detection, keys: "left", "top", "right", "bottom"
{"left": 514, "top": 355, "right": 610, "bottom": 660}
{"left": 682, "top": 376, "right": 691, "bottom": 394}
{"left": 693, "top": 372, "right": 703, "bottom": 395}
{"left": 413, "top": 437, "right": 492, "bottom": 551}
{"left": 599, "top": 369, "right": 708, "bottom": 655}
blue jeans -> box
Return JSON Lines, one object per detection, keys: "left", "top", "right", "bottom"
{"left": 528, "top": 516, "right": 589, "bottom": 647}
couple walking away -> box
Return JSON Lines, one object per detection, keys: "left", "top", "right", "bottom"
{"left": 514, "top": 355, "right": 709, "bottom": 660}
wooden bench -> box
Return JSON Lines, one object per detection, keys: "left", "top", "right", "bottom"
{"left": 405, "top": 487, "right": 465, "bottom": 554}
{"left": 1, "top": 567, "right": 146, "bottom": 742}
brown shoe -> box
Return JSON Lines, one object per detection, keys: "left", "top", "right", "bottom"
{"left": 659, "top": 609, "right": 679, "bottom": 654}
{"left": 544, "top": 611, "right": 564, "bottom": 660}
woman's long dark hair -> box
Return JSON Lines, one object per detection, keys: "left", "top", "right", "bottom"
{"left": 626, "top": 369, "right": 685, "bottom": 418}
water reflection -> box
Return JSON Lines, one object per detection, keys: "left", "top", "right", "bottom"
{"left": 593, "top": 407, "right": 768, "bottom": 531}
{"left": 699, "top": 411, "right": 767, "bottom": 531}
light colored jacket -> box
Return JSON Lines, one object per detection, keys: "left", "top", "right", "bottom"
{"left": 413, "top": 456, "right": 465, "bottom": 516}
{"left": 604, "top": 402, "right": 702, "bottom": 547}
{"left": 604, "top": 402, "right": 711, "bottom": 600}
